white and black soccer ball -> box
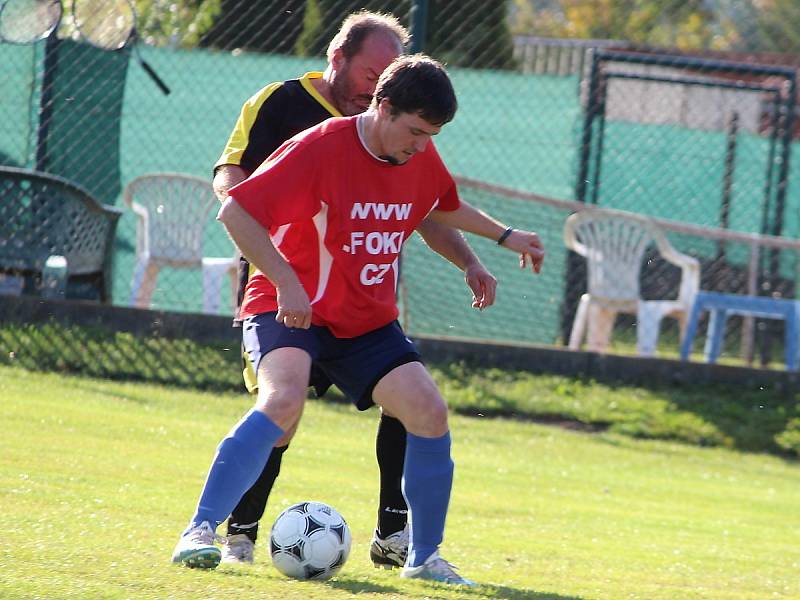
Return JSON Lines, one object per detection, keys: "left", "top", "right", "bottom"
{"left": 269, "top": 501, "right": 352, "bottom": 580}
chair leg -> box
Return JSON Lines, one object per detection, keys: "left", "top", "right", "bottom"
{"left": 705, "top": 309, "right": 728, "bottom": 364}
{"left": 676, "top": 311, "right": 688, "bottom": 343}
{"left": 568, "top": 294, "right": 590, "bottom": 350}
{"left": 586, "top": 304, "right": 616, "bottom": 353}
{"left": 636, "top": 302, "right": 663, "bottom": 357}
{"left": 785, "top": 305, "right": 799, "bottom": 371}
{"left": 129, "top": 258, "right": 159, "bottom": 308}
{"left": 202, "top": 265, "right": 223, "bottom": 314}
{"left": 680, "top": 302, "right": 703, "bottom": 361}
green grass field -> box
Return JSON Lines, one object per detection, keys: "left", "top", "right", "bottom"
{"left": 3, "top": 319, "right": 799, "bottom": 456}
{"left": 1, "top": 365, "right": 799, "bottom": 599}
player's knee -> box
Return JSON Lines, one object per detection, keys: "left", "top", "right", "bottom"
{"left": 425, "top": 397, "right": 449, "bottom": 434}
{"left": 276, "top": 421, "right": 299, "bottom": 446}
{"left": 406, "top": 393, "right": 449, "bottom": 437}
{"left": 254, "top": 385, "right": 305, "bottom": 429}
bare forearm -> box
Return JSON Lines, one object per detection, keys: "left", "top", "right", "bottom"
{"left": 417, "top": 215, "right": 498, "bottom": 311}
{"left": 429, "top": 201, "right": 507, "bottom": 242}
{"left": 417, "top": 218, "right": 481, "bottom": 271}
{"left": 213, "top": 164, "right": 248, "bottom": 203}
{"left": 431, "top": 200, "right": 545, "bottom": 273}
{"left": 217, "top": 198, "right": 298, "bottom": 288}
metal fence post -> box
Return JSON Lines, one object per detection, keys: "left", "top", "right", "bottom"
{"left": 409, "top": 0, "right": 428, "bottom": 53}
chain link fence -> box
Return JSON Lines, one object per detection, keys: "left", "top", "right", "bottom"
{"left": 2, "top": 0, "right": 800, "bottom": 385}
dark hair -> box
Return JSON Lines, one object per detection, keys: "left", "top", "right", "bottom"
{"left": 372, "top": 54, "right": 458, "bottom": 126}
{"left": 326, "top": 11, "right": 409, "bottom": 61}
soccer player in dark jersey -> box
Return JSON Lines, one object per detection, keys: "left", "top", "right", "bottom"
{"left": 172, "top": 54, "right": 545, "bottom": 586}
{"left": 211, "top": 12, "right": 497, "bottom": 568}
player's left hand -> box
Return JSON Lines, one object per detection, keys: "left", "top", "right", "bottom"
{"left": 464, "top": 261, "right": 497, "bottom": 310}
{"left": 501, "top": 230, "right": 545, "bottom": 274}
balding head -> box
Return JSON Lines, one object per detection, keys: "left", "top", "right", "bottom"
{"left": 326, "top": 11, "right": 409, "bottom": 62}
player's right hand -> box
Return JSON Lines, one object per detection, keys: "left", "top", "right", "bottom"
{"left": 464, "top": 262, "right": 497, "bottom": 310}
{"left": 275, "top": 282, "right": 312, "bottom": 329}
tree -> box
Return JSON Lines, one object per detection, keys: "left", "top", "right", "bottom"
{"left": 294, "top": 0, "right": 325, "bottom": 56}
{"left": 136, "top": 0, "right": 222, "bottom": 48}
{"left": 562, "top": 0, "right": 719, "bottom": 48}
{"left": 510, "top": 0, "right": 729, "bottom": 50}
{"left": 510, "top": 0, "right": 568, "bottom": 37}
{"left": 292, "top": 0, "right": 514, "bottom": 68}
{"left": 199, "top": 0, "right": 306, "bottom": 53}
{"left": 294, "top": 0, "right": 412, "bottom": 57}
{"left": 756, "top": 0, "right": 800, "bottom": 54}
{"left": 426, "top": 0, "right": 516, "bottom": 69}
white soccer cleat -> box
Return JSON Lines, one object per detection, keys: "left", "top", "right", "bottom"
{"left": 171, "top": 521, "right": 223, "bottom": 569}
{"left": 400, "top": 550, "right": 476, "bottom": 586}
{"left": 221, "top": 533, "right": 255, "bottom": 564}
{"left": 369, "top": 525, "right": 409, "bottom": 569}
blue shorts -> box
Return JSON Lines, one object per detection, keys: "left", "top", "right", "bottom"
{"left": 242, "top": 312, "right": 421, "bottom": 411}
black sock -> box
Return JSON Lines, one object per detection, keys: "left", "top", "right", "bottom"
{"left": 227, "top": 444, "right": 288, "bottom": 542}
{"left": 375, "top": 414, "right": 408, "bottom": 538}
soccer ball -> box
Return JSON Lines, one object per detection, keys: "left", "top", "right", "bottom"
{"left": 269, "top": 501, "right": 352, "bottom": 580}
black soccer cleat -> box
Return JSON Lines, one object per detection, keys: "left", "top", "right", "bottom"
{"left": 369, "top": 526, "right": 408, "bottom": 569}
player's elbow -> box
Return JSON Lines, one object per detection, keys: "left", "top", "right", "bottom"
{"left": 426, "top": 209, "right": 448, "bottom": 225}
{"left": 216, "top": 196, "right": 237, "bottom": 225}
{"left": 213, "top": 164, "right": 247, "bottom": 203}
{"left": 212, "top": 181, "right": 229, "bottom": 205}
{"left": 212, "top": 171, "right": 231, "bottom": 204}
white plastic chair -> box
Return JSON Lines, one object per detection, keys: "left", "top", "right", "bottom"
{"left": 124, "top": 173, "right": 238, "bottom": 314}
{"left": 564, "top": 207, "right": 700, "bottom": 356}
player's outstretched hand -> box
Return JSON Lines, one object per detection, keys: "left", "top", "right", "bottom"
{"left": 501, "top": 230, "right": 545, "bottom": 274}
{"left": 464, "top": 261, "right": 497, "bottom": 310}
{"left": 275, "top": 281, "right": 312, "bottom": 329}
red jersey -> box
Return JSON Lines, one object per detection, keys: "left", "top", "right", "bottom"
{"left": 229, "top": 116, "right": 460, "bottom": 338}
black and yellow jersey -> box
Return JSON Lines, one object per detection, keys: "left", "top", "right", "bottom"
{"left": 215, "top": 71, "right": 342, "bottom": 175}
{"left": 217, "top": 72, "right": 342, "bottom": 392}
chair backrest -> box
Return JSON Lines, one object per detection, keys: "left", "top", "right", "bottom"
{"left": 123, "top": 173, "right": 218, "bottom": 264}
{"left": 0, "top": 166, "right": 122, "bottom": 278}
{"left": 564, "top": 208, "right": 671, "bottom": 301}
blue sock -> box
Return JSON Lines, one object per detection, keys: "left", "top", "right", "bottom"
{"left": 402, "top": 431, "right": 454, "bottom": 567}
{"left": 186, "top": 409, "right": 284, "bottom": 533}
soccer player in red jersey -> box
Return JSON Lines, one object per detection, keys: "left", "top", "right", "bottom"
{"left": 172, "top": 55, "right": 544, "bottom": 586}
{"left": 213, "top": 12, "right": 496, "bottom": 568}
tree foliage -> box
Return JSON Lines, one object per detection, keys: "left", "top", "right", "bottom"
{"left": 199, "top": 0, "right": 306, "bottom": 53}
{"left": 294, "top": 0, "right": 412, "bottom": 57}
{"left": 130, "top": 0, "right": 518, "bottom": 69}
{"left": 135, "top": 0, "right": 221, "bottom": 48}
{"left": 129, "top": 1, "right": 800, "bottom": 57}
{"left": 511, "top": 0, "right": 723, "bottom": 49}
{"left": 426, "top": 0, "right": 516, "bottom": 69}
{"left": 294, "top": 0, "right": 325, "bottom": 56}
{"left": 756, "top": 0, "right": 800, "bottom": 54}
{"left": 512, "top": 0, "right": 800, "bottom": 53}
{"left": 292, "top": 0, "right": 514, "bottom": 69}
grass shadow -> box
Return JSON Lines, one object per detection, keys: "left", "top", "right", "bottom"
{"left": 456, "top": 582, "right": 583, "bottom": 599}
{"left": 2, "top": 316, "right": 798, "bottom": 457}
{"left": 327, "top": 576, "right": 584, "bottom": 599}
{"left": 431, "top": 360, "right": 799, "bottom": 458}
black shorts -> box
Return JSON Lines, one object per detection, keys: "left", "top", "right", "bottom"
{"left": 242, "top": 312, "right": 421, "bottom": 411}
